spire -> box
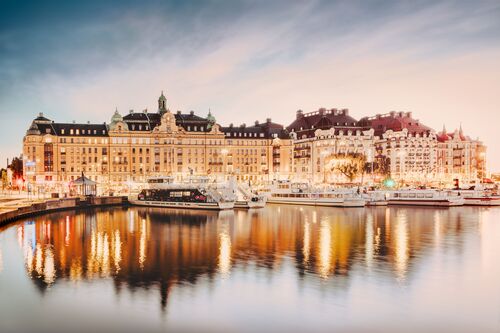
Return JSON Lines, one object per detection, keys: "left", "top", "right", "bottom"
{"left": 442, "top": 124, "right": 446, "bottom": 134}
{"left": 459, "top": 122, "right": 463, "bottom": 134}
{"left": 158, "top": 91, "right": 167, "bottom": 114}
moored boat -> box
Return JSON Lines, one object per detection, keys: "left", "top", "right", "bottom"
{"left": 263, "top": 181, "right": 365, "bottom": 207}
{"left": 454, "top": 190, "right": 500, "bottom": 206}
{"left": 387, "top": 189, "right": 464, "bottom": 207}
{"left": 129, "top": 176, "right": 235, "bottom": 210}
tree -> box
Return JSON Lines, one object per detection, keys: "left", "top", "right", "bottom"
{"left": 330, "top": 153, "right": 366, "bottom": 182}
{"left": 1, "top": 168, "right": 7, "bottom": 191}
{"left": 8, "top": 157, "right": 23, "bottom": 179}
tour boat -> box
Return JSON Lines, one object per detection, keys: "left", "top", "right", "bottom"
{"left": 263, "top": 181, "right": 365, "bottom": 207}
{"left": 363, "top": 191, "right": 388, "bottom": 206}
{"left": 454, "top": 190, "right": 500, "bottom": 206}
{"left": 232, "top": 180, "right": 267, "bottom": 209}
{"left": 387, "top": 189, "right": 464, "bottom": 207}
{"left": 129, "top": 176, "right": 235, "bottom": 210}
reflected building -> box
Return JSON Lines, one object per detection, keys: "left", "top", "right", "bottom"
{"left": 15, "top": 206, "right": 479, "bottom": 309}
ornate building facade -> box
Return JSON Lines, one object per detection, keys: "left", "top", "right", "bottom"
{"left": 22, "top": 93, "right": 487, "bottom": 190}
{"left": 23, "top": 93, "right": 292, "bottom": 193}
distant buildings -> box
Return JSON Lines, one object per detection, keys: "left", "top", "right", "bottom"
{"left": 22, "top": 92, "right": 486, "bottom": 192}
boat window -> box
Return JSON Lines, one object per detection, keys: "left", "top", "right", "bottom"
{"left": 425, "top": 193, "right": 433, "bottom": 198}
{"left": 409, "top": 193, "right": 416, "bottom": 198}
{"left": 417, "top": 194, "right": 424, "bottom": 198}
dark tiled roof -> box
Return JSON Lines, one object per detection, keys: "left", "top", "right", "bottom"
{"left": 34, "top": 122, "right": 109, "bottom": 136}
{"left": 123, "top": 111, "right": 212, "bottom": 132}
{"left": 358, "top": 111, "right": 432, "bottom": 137}
{"left": 287, "top": 108, "right": 360, "bottom": 138}
{"left": 221, "top": 119, "right": 290, "bottom": 139}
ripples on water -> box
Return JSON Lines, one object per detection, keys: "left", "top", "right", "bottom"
{"left": 0, "top": 206, "right": 499, "bottom": 333}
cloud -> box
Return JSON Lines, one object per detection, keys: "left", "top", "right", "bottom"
{"left": 1, "top": 0, "right": 500, "bottom": 169}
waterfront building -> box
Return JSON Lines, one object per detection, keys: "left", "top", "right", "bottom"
{"left": 23, "top": 92, "right": 292, "bottom": 193}
{"left": 436, "top": 125, "right": 486, "bottom": 183}
{"left": 287, "top": 108, "right": 375, "bottom": 183}
{"left": 22, "top": 93, "right": 487, "bottom": 190}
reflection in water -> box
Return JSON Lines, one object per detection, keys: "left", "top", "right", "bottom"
{"left": 218, "top": 221, "right": 232, "bottom": 277}
{"left": 12, "top": 206, "right": 476, "bottom": 293}
{"left": 318, "top": 217, "right": 332, "bottom": 279}
{"left": 1, "top": 205, "right": 497, "bottom": 332}
{"left": 394, "top": 210, "right": 409, "bottom": 281}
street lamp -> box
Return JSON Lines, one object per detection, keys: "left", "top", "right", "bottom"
{"left": 221, "top": 149, "right": 229, "bottom": 182}
{"left": 320, "top": 150, "right": 329, "bottom": 184}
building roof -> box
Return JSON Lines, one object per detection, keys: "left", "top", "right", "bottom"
{"left": 358, "top": 111, "right": 432, "bottom": 137}
{"left": 221, "top": 118, "right": 290, "bottom": 139}
{"left": 286, "top": 108, "right": 361, "bottom": 139}
{"left": 34, "top": 122, "right": 109, "bottom": 136}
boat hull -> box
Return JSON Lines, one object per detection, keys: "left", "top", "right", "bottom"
{"left": 463, "top": 197, "right": 500, "bottom": 206}
{"left": 388, "top": 199, "right": 464, "bottom": 207}
{"left": 129, "top": 200, "right": 234, "bottom": 210}
{"left": 234, "top": 200, "right": 266, "bottom": 209}
{"left": 267, "top": 197, "right": 365, "bottom": 207}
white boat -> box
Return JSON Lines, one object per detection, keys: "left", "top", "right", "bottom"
{"left": 387, "top": 189, "right": 464, "bottom": 207}
{"left": 454, "top": 190, "right": 500, "bottom": 206}
{"left": 363, "top": 191, "right": 388, "bottom": 206}
{"left": 231, "top": 180, "right": 267, "bottom": 209}
{"left": 129, "top": 176, "right": 235, "bottom": 210}
{"left": 262, "top": 181, "right": 365, "bottom": 207}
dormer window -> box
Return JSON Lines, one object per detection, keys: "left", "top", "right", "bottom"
{"left": 61, "top": 129, "right": 65, "bottom": 135}
{"left": 76, "top": 129, "right": 79, "bottom": 135}
{"left": 194, "top": 126, "right": 197, "bottom": 131}
{"left": 70, "top": 129, "right": 74, "bottom": 135}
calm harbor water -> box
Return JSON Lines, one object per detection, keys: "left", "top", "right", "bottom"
{"left": 0, "top": 205, "right": 499, "bottom": 333}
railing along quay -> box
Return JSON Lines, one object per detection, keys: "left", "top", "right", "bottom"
{"left": 0, "top": 196, "right": 128, "bottom": 226}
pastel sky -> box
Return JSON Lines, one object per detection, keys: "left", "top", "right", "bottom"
{"left": 1, "top": 0, "right": 499, "bottom": 170}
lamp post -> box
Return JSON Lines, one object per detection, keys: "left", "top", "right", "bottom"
{"left": 221, "top": 148, "right": 229, "bottom": 182}
{"left": 320, "top": 150, "right": 329, "bottom": 184}
{"left": 397, "top": 150, "right": 406, "bottom": 186}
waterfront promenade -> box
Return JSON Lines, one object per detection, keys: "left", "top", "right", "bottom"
{"left": 0, "top": 193, "right": 126, "bottom": 226}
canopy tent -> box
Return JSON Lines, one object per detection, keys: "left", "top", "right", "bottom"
{"left": 72, "top": 173, "right": 97, "bottom": 196}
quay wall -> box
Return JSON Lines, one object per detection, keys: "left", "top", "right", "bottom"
{"left": 0, "top": 196, "right": 128, "bottom": 226}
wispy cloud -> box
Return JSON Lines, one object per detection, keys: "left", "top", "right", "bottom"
{"left": 1, "top": 0, "right": 499, "bottom": 168}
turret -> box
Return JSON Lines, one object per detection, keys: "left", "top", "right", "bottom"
{"left": 158, "top": 91, "right": 167, "bottom": 115}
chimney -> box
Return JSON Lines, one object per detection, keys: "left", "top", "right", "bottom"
{"left": 176, "top": 111, "right": 182, "bottom": 115}
{"left": 398, "top": 111, "right": 404, "bottom": 117}
{"left": 39, "top": 112, "right": 43, "bottom": 117}
{"left": 87, "top": 121, "right": 90, "bottom": 124}
{"left": 341, "top": 108, "right": 349, "bottom": 115}
{"left": 296, "top": 110, "right": 304, "bottom": 119}
{"left": 266, "top": 118, "right": 271, "bottom": 123}
{"left": 255, "top": 120, "right": 259, "bottom": 126}
{"left": 406, "top": 112, "right": 412, "bottom": 118}
{"left": 332, "top": 108, "right": 338, "bottom": 115}
{"left": 129, "top": 110, "right": 134, "bottom": 114}
{"left": 72, "top": 120, "right": 76, "bottom": 124}
{"left": 376, "top": 114, "right": 381, "bottom": 119}
{"left": 190, "top": 110, "right": 194, "bottom": 115}
{"left": 319, "top": 108, "right": 326, "bottom": 115}
{"left": 390, "top": 111, "right": 396, "bottom": 117}
{"left": 229, "top": 123, "right": 233, "bottom": 128}
{"left": 240, "top": 123, "right": 246, "bottom": 128}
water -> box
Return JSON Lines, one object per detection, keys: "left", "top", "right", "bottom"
{"left": 0, "top": 205, "right": 499, "bottom": 333}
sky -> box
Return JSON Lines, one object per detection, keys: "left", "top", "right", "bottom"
{"left": 1, "top": 0, "right": 499, "bottom": 170}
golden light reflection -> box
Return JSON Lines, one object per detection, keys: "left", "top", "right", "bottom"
{"left": 394, "top": 211, "right": 409, "bottom": 281}
{"left": 43, "top": 245, "right": 56, "bottom": 285}
{"left": 139, "top": 219, "right": 147, "bottom": 270}
{"left": 218, "top": 223, "right": 232, "bottom": 277}
{"left": 318, "top": 218, "right": 332, "bottom": 279}
{"left": 113, "top": 230, "right": 122, "bottom": 273}
{"left": 365, "top": 213, "right": 374, "bottom": 269}
{"left": 35, "top": 243, "right": 43, "bottom": 277}
{"left": 303, "top": 221, "right": 311, "bottom": 265}
{"left": 433, "top": 211, "right": 441, "bottom": 246}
